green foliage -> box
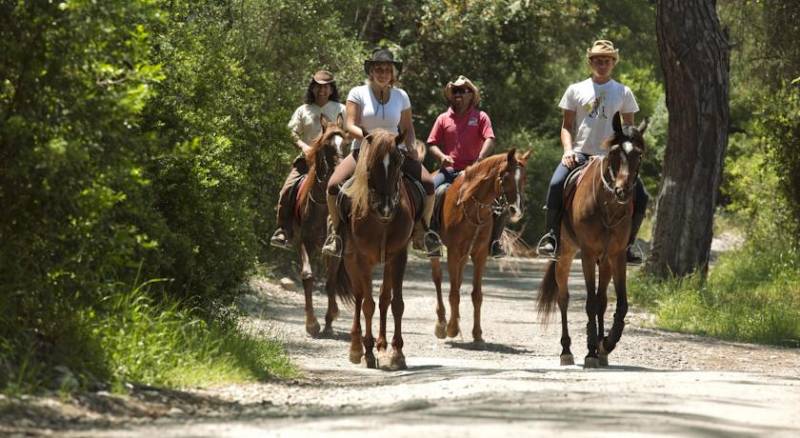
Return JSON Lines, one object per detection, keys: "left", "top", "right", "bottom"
{"left": 629, "top": 239, "right": 800, "bottom": 346}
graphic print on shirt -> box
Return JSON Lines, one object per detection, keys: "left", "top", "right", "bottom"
{"left": 588, "top": 90, "right": 608, "bottom": 120}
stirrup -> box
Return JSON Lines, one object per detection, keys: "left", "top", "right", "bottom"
{"left": 322, "top": 233, "right": 342, "bottom": 258}
{"left": 424, "top": 230, "right": 442, "bottom": 254}
{"left": 535, "top": 233, "right": 558, "bottom": 260}
{"left": 270, "top": 228, "right": 291, "bottom": 250}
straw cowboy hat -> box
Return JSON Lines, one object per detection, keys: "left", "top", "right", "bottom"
{"left": 443, "top": 75, "right": 481, "bottom": 106}
{"left": 586, "top": 40, "right": 619, "bottom": 61}
{"left": 311, "top": 70, "right": 335, "bottom": 84}
{"left": 363, "top": 48, "right": 403, "bottom": 76}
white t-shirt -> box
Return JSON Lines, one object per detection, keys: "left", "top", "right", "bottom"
{"left": 558, "top": 78, "right": 639, "bottom": 156}
{"left": 287, "top": 101, "right": 346, "bottom": 144}
{"left": 347, "top": 85, "right": 411, "bottom": 150}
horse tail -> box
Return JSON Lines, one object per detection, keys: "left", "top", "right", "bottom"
{"left": 325, "top": 249, "right": 353, "bottom": 305}
{"left": 536, "top": 260, "right": 559, "bottom": 323}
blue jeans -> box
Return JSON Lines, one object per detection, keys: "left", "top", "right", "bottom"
{"left": 433, "top": 167, "right": 461, "bottom": 189}
{"left": 545, "top": 153, "right": 648, "bottom": 215}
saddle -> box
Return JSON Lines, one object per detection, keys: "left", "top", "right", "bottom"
{"left": 562, "top": 159, "right": 593, "bottom": 209}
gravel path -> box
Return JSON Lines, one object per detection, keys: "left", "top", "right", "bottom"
{"left": 4, "top": 254, "right": 800, "bottom": 437}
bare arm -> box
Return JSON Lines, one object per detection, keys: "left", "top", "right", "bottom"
{"left": 399, "top": 107, "right": 418, "bottom": 160}
{"left": 429, "top": 144, "right": 454, "bottom": 166}
{"left": 292, "top": 135, "right": 311, "bottom": 156}
{"left": 560, "top": 109, "right": 577, "bottom": 168}
{"left": 345, "top": 100, "right": 364, "bottom": 142}
{"left": 477, "top": 137, "right": 495, "bottom": 161}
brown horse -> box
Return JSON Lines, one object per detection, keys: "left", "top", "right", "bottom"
{"left": 294, "top": 115, "right": 347, "bottom": 337}
{"left": 537, "top": 113, "right": 647, "bottom": 368}
{"left": 327, "top": 129, "right": 417, "bottom": 370}
{"left": 431, "top": 150, "right": 531, "bottom": 342}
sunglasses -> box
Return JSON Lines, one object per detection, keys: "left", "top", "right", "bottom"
{"left": 591, "top": 58, "right": 614, "bottom": 66}
{"left": 452, "top": 87, "right": 473, "bottom": 95}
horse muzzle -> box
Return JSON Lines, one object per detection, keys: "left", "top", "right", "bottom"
{"left": 508, "top": 204, "right": 524, "bottom": 223}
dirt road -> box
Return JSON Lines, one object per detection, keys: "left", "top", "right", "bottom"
{"left": 10, "top": 255, "right": 800, "bottom": 437}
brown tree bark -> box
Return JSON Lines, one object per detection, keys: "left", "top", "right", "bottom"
{"left": 646, "top": 0, "right": 730, "bottom": 277}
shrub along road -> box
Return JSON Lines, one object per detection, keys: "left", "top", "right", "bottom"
{"left": 9, "top": 255, "right": 800, "bottom": 437}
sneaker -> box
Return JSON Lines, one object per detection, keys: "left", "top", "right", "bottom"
{"left": 626, "top": 247, "right": 643, "bottom": 265}
{"left": 424, "top": 230, "right": 442, "bottom": 257}
{"left": 490, "top": 240, "right": 506, "bottom": 259}
{"left": 536, "top": 232, "right": 558, "bottom": 260}
{"left": 322, "top": 233, "right": 342, "bottom": 258}
{"left": 270, "top": 228, "right": 290, "bottom": 250}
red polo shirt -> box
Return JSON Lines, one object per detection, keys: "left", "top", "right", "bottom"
{"left": 427, "top": 107, "right": 495, "bottom": 171}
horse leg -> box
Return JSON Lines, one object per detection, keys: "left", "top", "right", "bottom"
{"left": 348, "top": 278, "right": 364, "bottom": 365}
{"left": 600, "top": 253, "right": 628, "bottom": 356}
{"left": 359, "top": 271, "right": 377, "bottom": 369}
{"left": 596, "top": 259, "right": 612, "bottom": 366}
{"left": 431, "top": 257, "right": 447, "bottom": 339}
{"left": 446, "top": 251, "right": 466, "bottom": 338}
{"left": 555, "top": 251, "right": 576, "bottom": 365}
{"left": 389, "top": 251, "right": 408, "bottom": 370}
{"left": 322, "top": 281, "right": 339, "bottom": 337}
{"left": 376, "top": 263, "right": 392, "bottom": 365}
{"left": 581, "top": 253, "right": 600, "bottom": 368}
{"left": 300, "top": 243, "right": 320, "bottom": 337}
{"left": 470, "top": 250, "right": 487, "bottom": 344}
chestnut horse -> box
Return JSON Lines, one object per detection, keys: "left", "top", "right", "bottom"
{"left": 431, "top": 150, "right": 531, "bottom": 342}
{"left": 327, "top": 129, "right": 416, "bottom": 370}
{"left": 294, "top": 115, "right": 346, "bottom": 337}
{"left": 537, "top": 113, "right": 647, "bottom": 368}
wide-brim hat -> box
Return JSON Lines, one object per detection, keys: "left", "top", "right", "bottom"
{"left": 312, "top": 70, "right": 335, "bottom": 85}
{"left": 363, "top": 48, "right": 403, "bottom": 76}
{"left": 443, "top": 75, "right": 481, "bottom": 106}
{"left": 586, "top": 39, "right": 619, "bottom": 61}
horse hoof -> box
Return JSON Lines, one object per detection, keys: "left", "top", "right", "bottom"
{"left": 361, "top": 353, "right": 377, "bottom": 369}
{"left": 599, "top": 354, "right": 609, "bottom": 367}
{"left": 560, "top": 354, "right": 574, "bottom": 366}
{"left": 584, "top": 356, "right": 601, "bottom": 369}
{"left": 321, "top": 326, "right": 334, "bottom": 338}
{"left": 473, "top": 336, "right": 485, "bottom": 345}
{"left": 390, "top": 353, "right": 407, "bottom": 371}
{"left": 434, "top": 322, "right": 447, "bottom": 339}
{"left": 446, "top": 324, "right": 460, "bottom": 338}
{"left": 306, "top": 321, "right": 321, "bottom": 337}
{"left": 349, "top": 350, "right": 362, "bottom": 364}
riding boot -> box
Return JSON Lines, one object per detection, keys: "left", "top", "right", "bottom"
{"left": 626, "top": 209, "right": 646, "bottom": 265}
{"left": 489, "top": 210, "right": 508, "bottom": 259}
{"left": 270, "top": 188, "right": 295, "bottom": 250}
{"left": 422, "top": 194, "right": 442, "bottom": 258}
{"left": 321, "top": 193, "right": 342, "bottom": 258}
{"left": 536, "top": 207, "right": 562, "bottom": 260}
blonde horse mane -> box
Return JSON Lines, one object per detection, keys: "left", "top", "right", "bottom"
{"left": 342, "top": 130, "right": 398, "bottom": 219}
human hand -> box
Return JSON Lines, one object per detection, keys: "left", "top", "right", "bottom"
{"left": 441, "top": 155, "right": 455, "bottom": 166}
{"left": 561, "top": 151, "right": 577, "bottom": 169}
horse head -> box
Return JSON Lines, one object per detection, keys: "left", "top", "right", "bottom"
{"left": 604, "top": 112, "right": 647, "bottom": 203}
{"left": 497, "top": 149, "right": 532, "bottom": 223}
{"left": 345, "top": 128, "right": 406, "bottom": 222}
{"left": 313, "top": 115, "right": 348, "bottom": 182}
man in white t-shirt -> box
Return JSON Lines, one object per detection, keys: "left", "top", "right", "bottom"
{"left": 536, "top": 40, "right": 649, "bottom": 264}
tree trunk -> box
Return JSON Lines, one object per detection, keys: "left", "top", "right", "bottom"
{"left": 647, "top": 0, "right": 730, "bottom": 277}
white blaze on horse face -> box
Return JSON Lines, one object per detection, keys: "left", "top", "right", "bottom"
{"left": 333, "top": 134, "right": 343, "bottom": 155}
{"left": 623, "top": 141, "right": 634, "bottom": 155}
{"left": 382, "top": 153, "right": 391, "bottom": 217}
{"left": 510, "top": 167, "right": 524, "bottom": 222}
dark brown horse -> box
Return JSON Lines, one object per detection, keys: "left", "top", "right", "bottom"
{"left": 537, "top": 113, "right": 647, "bottom": 368}
{"left": 294, "top": 115, "right": 347, "bottom": 337}
{"left": 327, "top": 129, "right": 416, "bottom": 370}
{"left": 431, "top": 150, "right": 531, "bottom": 342}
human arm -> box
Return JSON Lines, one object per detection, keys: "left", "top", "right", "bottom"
{"left": 560, "top": 109, "right": 577, "bottom": 168}
{"left": 345, "top": 100, "right": 364, "bottom": 141}
{"left": 621, "top": 112, "right": 635, "bottom": 125}
{"left": 399, "top": 107, "right": 418, "bottom": 160}
{"left": 429, "top": 144, "right": 454, "bottom": 166}
{"left": 477, "top": 137, "right": 495, "bottom": 161}
{"left": 288, "top": 106, "right": 312, "bottom": 156}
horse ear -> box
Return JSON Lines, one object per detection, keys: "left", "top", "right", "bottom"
{"left": 613, "top": 111, "right": 624, "bottom": 135}
{"left": 336, "top": 113, "right": 345, "bottom": 129}
{"left": 506, "top": 148, "right": 516, "bottom": 165}
{"left": 320, "top": 114, "right": 331, "bottom": 130}
{"left": 520, "top": 149, "right": 532, "bottom": 162}
{"left": 637, "top": 118, "right": 649, "bottom": 135}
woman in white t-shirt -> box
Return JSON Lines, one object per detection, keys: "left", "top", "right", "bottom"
{"left": 322, "top": 48, "right": 441, "bottom": 258}
{"left": 270, "top": 70, "right": 346, "bottom": 249}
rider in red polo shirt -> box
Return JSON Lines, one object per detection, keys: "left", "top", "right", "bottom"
{"left": 427, "top": 75, "right": 508, "bottom": 258}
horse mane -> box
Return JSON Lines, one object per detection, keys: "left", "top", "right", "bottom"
{"left": 457, "top": 153, "right": 509, "bottom": 204}
{"left": 343, "top": 129, "right": 397, "bottom": 219}
{"left": 298, "top": 125, "right": 341, "bottom": 206}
